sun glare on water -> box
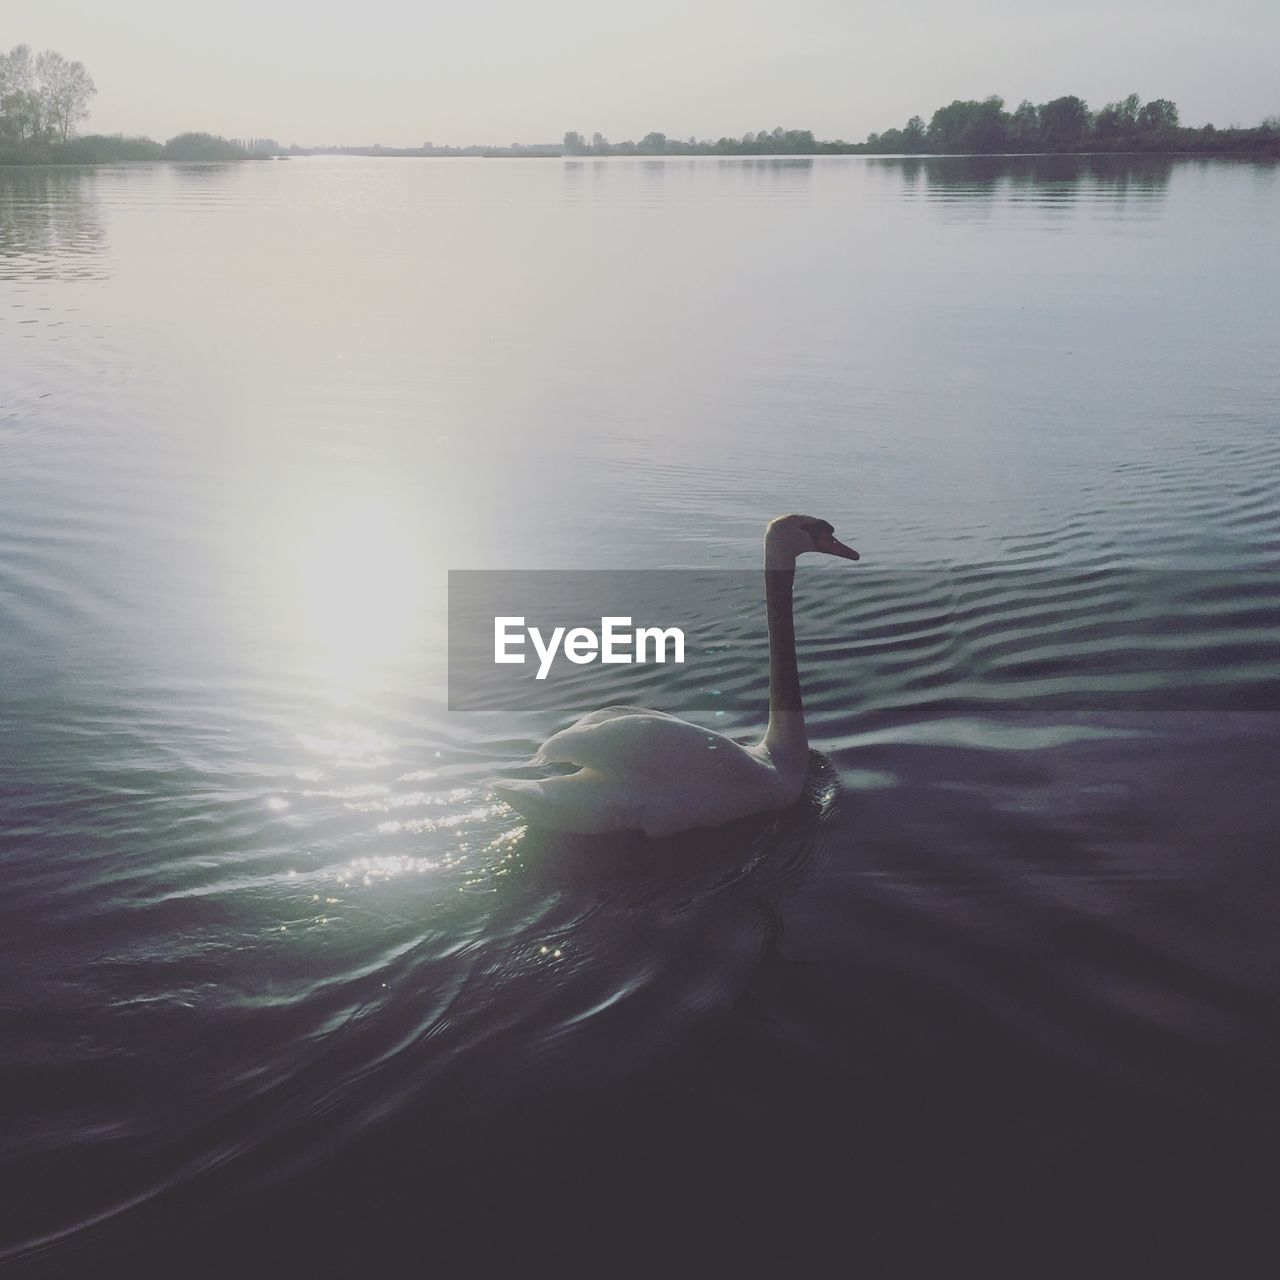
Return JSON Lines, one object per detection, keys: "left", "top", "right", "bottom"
{"left": 268, "top": 493, "right": 431, "bottom": 693}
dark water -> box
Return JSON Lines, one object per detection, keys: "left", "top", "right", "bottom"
{"left": 2, "top": 154, "right": 1278, "bottom": 1276}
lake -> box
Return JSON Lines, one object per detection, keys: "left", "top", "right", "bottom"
{"left": 1, "top": 154, "right": 1278, "bottom": 1276}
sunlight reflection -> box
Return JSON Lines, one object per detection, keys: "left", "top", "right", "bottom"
{"left": 378, "top": 801, "right": 508, "bottom": 835}
{"left": 331, "top": 853, "right": 465, "bottom": 886}
{"left": 266, "top": 492, "right": 429, "bottom": 693}
{"left": 459, "top": 824, "right": 527, "bottom": 891}
{"left": 298, "top": 722, "right": 393, "bottom": 769}
{"left": 299, "top": 782, "right": 391, "bottom": 801}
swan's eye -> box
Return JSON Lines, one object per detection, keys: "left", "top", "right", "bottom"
{"left": 801, "top": 519, "right": 835, "bottom": 546}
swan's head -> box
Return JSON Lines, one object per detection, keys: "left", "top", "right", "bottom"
{"left": 766, "top": 514, "right": 860, "bottom": 563}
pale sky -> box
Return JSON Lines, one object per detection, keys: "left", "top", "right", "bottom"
{"left": 13, "top": 0, "right": 1280, "bottom": 146}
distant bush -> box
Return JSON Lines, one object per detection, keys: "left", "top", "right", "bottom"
{"left": 0, "top": 137, "right": 46, "bottom": 164}
{"left": 55, "top": 133, "right": 165, "bottom": 162}
{"left": 1, "top": 129, "right": 248, "bottom": 165}
{"left": 163, "top": 132, "right": 247, "bottom": 162}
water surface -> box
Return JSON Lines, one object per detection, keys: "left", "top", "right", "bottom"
{"left": 2, "top": 154, "right": 1278, "bottom": 1276}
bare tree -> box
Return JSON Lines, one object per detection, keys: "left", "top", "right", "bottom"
{"left": 0, "top": 44, "right": 43, "bottom": 141}
{"left": 35, "top": 50, "right": 96, "bottom": 142}
{"left": 0, "top": 44, "right": 35, "bottom": 99}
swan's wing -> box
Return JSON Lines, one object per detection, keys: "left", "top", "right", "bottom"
{"left": 550, "top": 704, "right": 654, "bottom": 733}
{"left": 498, "top": 711, "right": 791, "bottom": 837}
{"left": 525, "top": 707, "right": 633, "bottom": 767}
{"left": 532, "top": 709, "right": 737, "bottom": 774}
{"left": 525, "top": 705, "right": 647, "bottom": 763}
{"left": 492, "top": 769, "right": 638, "bottom": 834}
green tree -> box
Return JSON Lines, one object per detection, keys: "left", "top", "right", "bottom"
{"left": 1008, "top": 100, "right": 1041, "bottom": 147}
{"left": 562, "top": 130, "right": 585, "bottom": 153}
{"left": 927, "top": 99, "right": 977, "bottom": 150}
{"left": 1094, "top": 93, "right": 1141, "bottom": 143}
{"left": 903, "top": 115, "right": 925, "bottom": 152}
{"left": 1040, "top": 95, "right": 1091, "bottom": 148}
{"left": 926, "top": 98, "right": 1009, "bottom": 152}
{"left": 1137, "top": 98, "right": 1178, "bottom": 136}
{"left": 1094, "top": 103, "right": 1123, "bottom": 141}
{"left": 971, "top": 96, "right": 1008, "bottom": 151}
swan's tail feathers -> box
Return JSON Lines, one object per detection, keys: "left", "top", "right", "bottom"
{"left": 490, "top": 777, "right": 546, "bottom": 815}
{"left": 491, "top": 770, "right": 634, "bottom": 835}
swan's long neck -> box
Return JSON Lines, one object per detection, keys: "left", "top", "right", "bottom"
{"left": 763, "top": 538, "right": 807, "bottom": 769}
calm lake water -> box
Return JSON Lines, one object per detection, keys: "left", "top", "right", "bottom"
{"left": 2, "top": 154, "right": 1278, "bottom": 1276}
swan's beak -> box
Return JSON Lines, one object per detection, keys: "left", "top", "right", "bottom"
{"left": 827, "top": 537, "right": 860, "bottom": 562}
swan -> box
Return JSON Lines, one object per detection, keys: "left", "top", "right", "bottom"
{"left": 491, "top": 514, "right": 860, "bottom": 838}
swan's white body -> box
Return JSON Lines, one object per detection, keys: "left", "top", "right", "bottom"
{"left": 492, "top": 515, "right": 859, "bottom": 837}
{"left": 496, "top": 706, "right": 799, "bottom": 839}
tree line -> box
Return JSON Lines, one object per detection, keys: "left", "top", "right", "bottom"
{"left": 1, "top": 45, "right": 255, "bottom": 164}
{"left": 565, "top": 97, "right": 1278, "bottom": 157}
{"left": 563, "top": 128, "right": 826, "bottom": 156}
{"left": 864, "top": 93, "right": 1277, "bottom": 155}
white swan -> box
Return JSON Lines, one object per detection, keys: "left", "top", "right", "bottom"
{"left": 492, "top": 514, "right": 860, "bottom": 838}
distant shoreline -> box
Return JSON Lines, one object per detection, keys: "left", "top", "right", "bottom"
{"left": 5, "top": 73, "right": 1279, "bottom": 166}
{"left": 4, "top": 146, "right": 1278, "bottom": 167}
{"left": 4, "top": 108, "right": 1278, "bottom": 168}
